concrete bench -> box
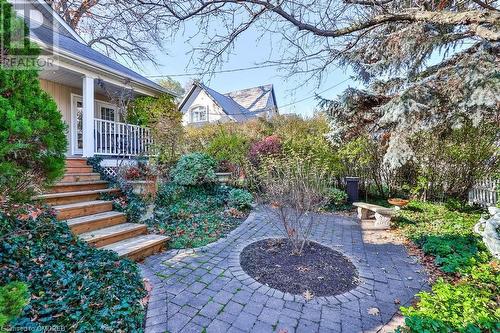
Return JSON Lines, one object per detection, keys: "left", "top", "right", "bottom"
{"left": 353, "top": 202, "right": 395, "bottom": 229}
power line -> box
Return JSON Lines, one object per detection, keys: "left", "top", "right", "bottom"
{"left": 278, "top": 77, "right": 352, "bottom": 110}
{"left": 145, "top": 63, "right": 282, "bottom": 78}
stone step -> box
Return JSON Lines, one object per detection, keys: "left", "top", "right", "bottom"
{"left": 65, "top": 158, "right": 88, "bottom": 168}
{"left": 33, "top": 188, "right": 120, "bottom": 205}
{"left": 53, "top": 200, "right": 113, "bottom": 220}
{"left": 65, "top": 166, "right": 94, "bottom": 174}
{"left": 99, "top": 234, "right": 169, "bottom": 261}
{"left": 80, "top": 223, "right": 148, "bottom": 247}
{"left": 62, "top": 173, "right": 101, "bottom": 183}
{"left": 49, "top": 180, "right": 109, "bottom": 194}
{"left": 67, "top": 211, "right": 127, "bottom": 234}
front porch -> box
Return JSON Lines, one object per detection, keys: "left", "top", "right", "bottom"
{"left": 39, "top": 58, "right": 156, "bottom": 159}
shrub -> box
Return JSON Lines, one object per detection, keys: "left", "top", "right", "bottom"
{"left": 0, "top": 205, "right": 146, "bottom": 331}
{"left": 170, "top": 152, "right": 217, "bottom": 186}
{"left": 256, "top": 158, "right": 331, "bottom": 255}
{"left": 0, "top": 0, "right": 67, "bottom": 202}
{"left": 325, "top": 188, "right": 348, "bottom": 209}
{"left": 248, "top": 135, "right": 282, "bottom": 165}
{"left": 0, "top": 281, "right": 29, "bottom": 330}
{"left": 228, "top": 188, "right": 253, "bottom": 210}
{"left": 205, "top": 131, "right": 250, "bottom": 166}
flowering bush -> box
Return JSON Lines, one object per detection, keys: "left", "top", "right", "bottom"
{"left": 248, "top": 135, "right": 282, "bottom": 165}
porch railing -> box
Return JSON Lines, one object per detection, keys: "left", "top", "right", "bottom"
{"left": 94, "top": 119, "right": 153, "bottom": 156}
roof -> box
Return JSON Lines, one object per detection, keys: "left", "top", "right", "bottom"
{"left": 179, "top": 82, "right": 277, "bottom": 121}
{"left": 26, "top": 1, "right": 173, "bottom": 96}
{"left": 225, "top": 84, "right": 276, "bottom": 113}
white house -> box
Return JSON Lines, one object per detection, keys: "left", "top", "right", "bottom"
{"left": 12, "top": 0, "right": 178, "bottom": 165}
{"left": 179, "top": 81, "right": 278, "bottom": 125}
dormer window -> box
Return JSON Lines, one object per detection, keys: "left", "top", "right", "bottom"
{"left": 191, "top": 106, "right": 208, "bottom": 123}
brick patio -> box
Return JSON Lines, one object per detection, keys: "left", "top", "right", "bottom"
{"left": 140, "top": 208, "right": 429, "bottom": 333}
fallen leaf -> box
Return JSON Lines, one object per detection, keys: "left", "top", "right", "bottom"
{"left": 303, "top": 289, "right": 314, "bottom": 301}
{"left": 367, "top": 307, "right": 380, "bottom": 316}
{"left": 394, "top": 298, "right": 400, "bottom": 304}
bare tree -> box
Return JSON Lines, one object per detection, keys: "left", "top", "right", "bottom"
{"left": 255, "top": 157, "right": 331, "bottom": 255}
{"left": 46, "top": 0, "right": 168, "bottom": 66}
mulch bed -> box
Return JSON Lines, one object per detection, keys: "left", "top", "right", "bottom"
{"left": 240, "top": 238, "right": 359, "bottom": 296}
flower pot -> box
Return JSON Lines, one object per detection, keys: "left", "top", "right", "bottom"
{"left": 127, "top": 180, "right": 158, "bottom": 197}
{"left": 215, "top": 172, "right": 232, "bottom": 185}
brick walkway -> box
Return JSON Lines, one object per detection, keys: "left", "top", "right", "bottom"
{"left": 140, "top": 208, "right": 429, "bottom": 333}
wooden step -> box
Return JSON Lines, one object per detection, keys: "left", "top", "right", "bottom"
{"left": 80, "top": 223, "right": 148, "bottom": 247}
{"left": 99, "top": 234, "right": 169, "bottom": 261}
{"left": 34, "top": 188, "right": 120, "bottom": 205}
{"left": 65, "top": 158, "right": 88, "bottom": 168}
{"left": 53, "top": 200, "right": 113, "bottom": 220}
{"left": 67, "top": 211, "right": 127, "bottom": 234}
{"left": 49, "top": 180, "right": 108, "bottom": 194}
{"left": 65, "top": 166, "right": 94, "bottom": 173}
{"left": 62, "top": 173, "right": 101, "bottom": 183}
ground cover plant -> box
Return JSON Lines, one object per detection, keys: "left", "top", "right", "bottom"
{"left": 0, "top": 205, "right": 147, "bottom": 332}
{"left": 395, "top": 201, "right": 499, "bottom": 332}
{"left": 147, "top": 152, "right": 252, "bottom": 249}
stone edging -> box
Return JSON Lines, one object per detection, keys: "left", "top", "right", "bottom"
{"left": 226, "top": 235, "right": 377, "bottom": 306}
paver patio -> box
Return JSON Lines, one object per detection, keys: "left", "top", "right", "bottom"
{"left": 140, "top": 208, "right": 429, "bottom": 333}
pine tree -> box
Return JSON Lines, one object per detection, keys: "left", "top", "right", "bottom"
{"left": 0, "top": 0, "right": 67, "bottom": 202}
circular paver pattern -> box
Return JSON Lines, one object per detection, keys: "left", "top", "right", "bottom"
{"left": 140, "top": 207, "right": 430, "bottom": 333}
{"left": 240, "top": 238, "right": 359, "bottom": 297}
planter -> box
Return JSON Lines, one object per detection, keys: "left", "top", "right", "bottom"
{"left": 474, "top": 207, "right": 500, "bottom": 259}
{"left": 388, "top": 198, "right": 409, "bottom": 207}
{"left": 127, "top": 180, "right": 158, "bottom": 197}
{"left": 215, "top": 172, "right": 232, "bottom": 185}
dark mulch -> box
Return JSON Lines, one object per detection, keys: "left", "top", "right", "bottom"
{"left": 240, "top": 238, "right": 359, "bottom": 296}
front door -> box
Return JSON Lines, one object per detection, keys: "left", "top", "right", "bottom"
{"left": 71, "top": 95, "right": 83, "bottom": 155}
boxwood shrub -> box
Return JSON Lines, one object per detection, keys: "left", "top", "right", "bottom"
{"left": 0, "top": 206, "right": 146, "bottom": 332}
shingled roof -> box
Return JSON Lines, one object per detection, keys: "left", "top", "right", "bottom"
{"left": 180, "top": 82, "right": 277, "bottom": 121}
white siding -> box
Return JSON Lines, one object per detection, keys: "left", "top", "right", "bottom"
{"left": 180, "top": 88, "right": 229, "bottom": 125}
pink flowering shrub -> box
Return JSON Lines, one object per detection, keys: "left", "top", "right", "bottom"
{"left": 248, "top": 135, "right": 282, "bottom": 165}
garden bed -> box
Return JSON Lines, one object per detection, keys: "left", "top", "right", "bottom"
{"left": 240, "top": 238, "right": 359, "bottom": 296}
{"left": 147, "top": 183, "right": 250, "bottom": 249}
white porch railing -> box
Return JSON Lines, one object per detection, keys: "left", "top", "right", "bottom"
{"left": 94, "top": 119, "right": 153, "bottom": 156}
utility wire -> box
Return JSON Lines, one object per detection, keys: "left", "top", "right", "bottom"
{"left": 145, "top": 63, "right": 282, "bottom": 78}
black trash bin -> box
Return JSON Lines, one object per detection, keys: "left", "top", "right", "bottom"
{"left": 345, "top": 177, "right": 360, "bottom": 203}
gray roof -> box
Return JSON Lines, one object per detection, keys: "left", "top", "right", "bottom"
{"left": 181, "top": 82, "right": 277, "bottom": 121}
{"left": 225, "top": 84, "right": 275, "bottom": 113}
{"left": 30, "top": 23, "right": 167, "bottom": 94}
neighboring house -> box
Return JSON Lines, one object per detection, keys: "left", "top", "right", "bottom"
{"left": 13, "top": 0, "right": 178, "bottom": 165}
{"left": 179, "top": 81, "right": 278, "bottom": 125}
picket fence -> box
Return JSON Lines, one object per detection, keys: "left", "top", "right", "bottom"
{"left": 468, "top": 178, "right": 498, "bottom": 207}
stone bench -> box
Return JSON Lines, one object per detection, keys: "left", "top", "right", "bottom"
{"left": 353, "top": 202, "right": 395, "bottom": 229}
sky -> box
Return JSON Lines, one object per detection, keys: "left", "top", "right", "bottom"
{"left": 138, "top": 25, "right": 356, "bottom": 118}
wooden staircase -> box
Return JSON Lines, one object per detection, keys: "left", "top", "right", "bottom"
{"left": 34, "top": 157, "right": 168, "bottom": 261}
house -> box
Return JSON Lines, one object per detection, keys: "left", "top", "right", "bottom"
{"left": 13, "top": 0, "right": 178, "bottom": 165}
{"left": 179, "top": 81, "right": 278, "bottom": 125}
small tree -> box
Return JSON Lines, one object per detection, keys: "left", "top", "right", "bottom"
{"left": 256, "top": 157, "right": 331, "bottom": 255}
{"left": 0, "top": 0, "right": 67, "bottom": 202}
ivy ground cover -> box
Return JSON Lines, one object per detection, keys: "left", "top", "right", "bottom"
{"left": 395, "top": 201, "right": 499, "bottom": 332}
{"left": 148, "top": 183, "right": 251, "bottom": 249}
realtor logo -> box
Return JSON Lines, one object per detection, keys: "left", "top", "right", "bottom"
{"left": 1, "top": 0, "right": 57, "bottom": 70}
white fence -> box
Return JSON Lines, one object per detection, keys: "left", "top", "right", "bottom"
{"left": 469, "top": 178, "right": 498, "bottom": 207}
{"left": 94, "top": 119, "right": 153, "bottom": 157}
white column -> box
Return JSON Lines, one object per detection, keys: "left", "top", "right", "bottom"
{"left": 82, "top": 76, "right": 95, "bottom": 157}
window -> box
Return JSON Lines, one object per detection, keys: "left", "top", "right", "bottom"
{"left": 191, "top": 106, "right": 208, "bottom": 123}
{"left": 100, "top": 106, "right": 115, "bottom": 121}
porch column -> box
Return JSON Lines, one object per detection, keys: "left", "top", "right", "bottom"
{"left": 82, "top": 75, "right": 95, "bottom": 157}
